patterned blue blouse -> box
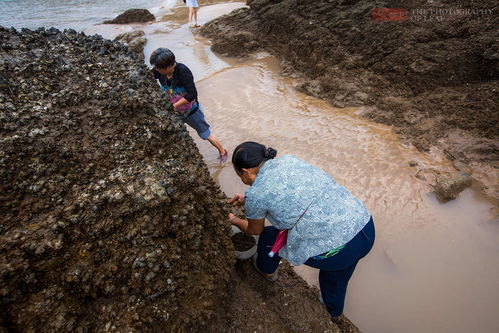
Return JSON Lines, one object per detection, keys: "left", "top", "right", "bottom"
{"left": 244, "top": 155, "right": 370, "bottom": 265}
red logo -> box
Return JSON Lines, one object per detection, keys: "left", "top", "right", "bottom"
{"left": 372, "top": 8, "right": 408, "bottom": 21}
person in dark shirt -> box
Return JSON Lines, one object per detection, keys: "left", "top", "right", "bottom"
{"left": 150, "top": 48, "right": 228, "bottom": 162}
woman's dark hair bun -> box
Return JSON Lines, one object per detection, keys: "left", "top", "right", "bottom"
{"left": 265, "top": 147, "right": 277, "bottom": 159}
{"left": 232, "top": 142, "right": 277, "bottom": 171}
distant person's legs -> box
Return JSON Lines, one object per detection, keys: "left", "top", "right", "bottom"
{"left": 188, "top": 6, "right": 195, "bottom": 27}
{"left": 186, "top": 0, "right": 199, "bottom": 27}
{"left": 193, "top": 7, "right": 199, "bottom": 27}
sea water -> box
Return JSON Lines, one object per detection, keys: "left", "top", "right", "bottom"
{"left": 0, "top": 0, "right": 176, "bottom": 31}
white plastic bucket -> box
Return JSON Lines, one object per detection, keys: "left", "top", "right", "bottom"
{"left": 231, "top": 225, "right": 258, "bottom": 260}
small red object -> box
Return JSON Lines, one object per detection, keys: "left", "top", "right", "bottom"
{"left": 268, "top": 229, "right": 288, "bottom": 257}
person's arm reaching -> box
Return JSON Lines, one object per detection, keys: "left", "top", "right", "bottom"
{"left": 229, "top": 214, "right": 265, "bottom": 235}
{"left": 228, "top": 193, "right": 245, "bottom": 205}
{"left": 172, "top": 97, "right": 189, "bottom": 110}
{"left": 229, "top": 190, "right": 266, "bottom": 234}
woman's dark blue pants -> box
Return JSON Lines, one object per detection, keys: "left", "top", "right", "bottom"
{"left": 255, "top": 217, "right": 375, "bottom": 317}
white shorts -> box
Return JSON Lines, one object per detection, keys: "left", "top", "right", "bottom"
{"left": 185, "top": 0, "right": 199, "bottom": 8}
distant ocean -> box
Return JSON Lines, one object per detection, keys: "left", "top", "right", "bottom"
{"left": 0, "top": 0, "right": 177, "bottom": 31}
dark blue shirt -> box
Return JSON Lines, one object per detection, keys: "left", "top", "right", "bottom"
{"left": 152, "top": 63, "right": 198, "bottom": 108}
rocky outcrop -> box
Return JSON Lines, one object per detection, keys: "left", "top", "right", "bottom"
{"left": 202, "top": 9, "right": 261, "bottom": 58}
{"left": 103, "top": 9, "right": 155, "bottom": 24}
{"left": 114, "top": 30, "right": 147, "bottom": 61}
{"left": 211, "top": 30, "right": 260, "bottom": 57}
{"left": 434, "top": 172, "right": 472, "bottom": 202}
{"left": 0, "top": 26, "right": 232, "bottom": 332}
{"left": 413, "top": 166, "right": 472, "bottom": 201}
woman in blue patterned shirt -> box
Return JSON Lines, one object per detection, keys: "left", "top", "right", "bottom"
{"left": 228, "top": 141, "right": 375, "bottom": 319}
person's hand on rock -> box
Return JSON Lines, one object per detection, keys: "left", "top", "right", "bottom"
{"left": 228, "top": 193, "right": 244, "bottom": 205}
{"left": 228, "top": 213, "right": 238, "bottom": 225}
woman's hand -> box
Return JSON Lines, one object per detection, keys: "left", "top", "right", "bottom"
{"left": 228, "top": 213, "right": 238, "bottom": 225}
{"left": 172, "top": 97, "right": 189, "bottom": 110}
{"left": 228, "top": 193, "right": 245, "bottom": 206}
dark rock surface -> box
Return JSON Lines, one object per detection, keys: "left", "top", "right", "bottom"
{"left": 201, "top": 0, "right": 498, "bottom": 200}
{"left": 104, "top": 9, "right": 155, "bottom": 24}
{"left": 0, "top": 26, "right": 232, "bottom": 332}
{"left": 0, "top": 27, "right": 345, "bottom": 332}
{"left": 114, "top": 30, "right": 147, "bottom": 61}
{"left": 114, "top": 30, "right": 145, "bottom": 43}
{"left": 434, "top": 172, "right": 472, "bottom": 202}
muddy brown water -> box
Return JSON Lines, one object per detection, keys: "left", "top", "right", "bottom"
{"left": 87, "top": 2, "right": 499, "bottom": 332}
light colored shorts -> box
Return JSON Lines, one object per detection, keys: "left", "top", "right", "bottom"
{"left": 185, "top": 0, "right": 199, "bottom": 8}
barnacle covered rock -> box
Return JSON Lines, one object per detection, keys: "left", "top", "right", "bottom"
{"left": 0, "top": 26, "right": 233, "bottom": 332}
{"left": 103, "top": 9, "right": 155, "bottom": 24}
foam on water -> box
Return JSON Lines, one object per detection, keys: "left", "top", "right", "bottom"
{"left": 149, "top": 0, "right": 179, "bottom": 18}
